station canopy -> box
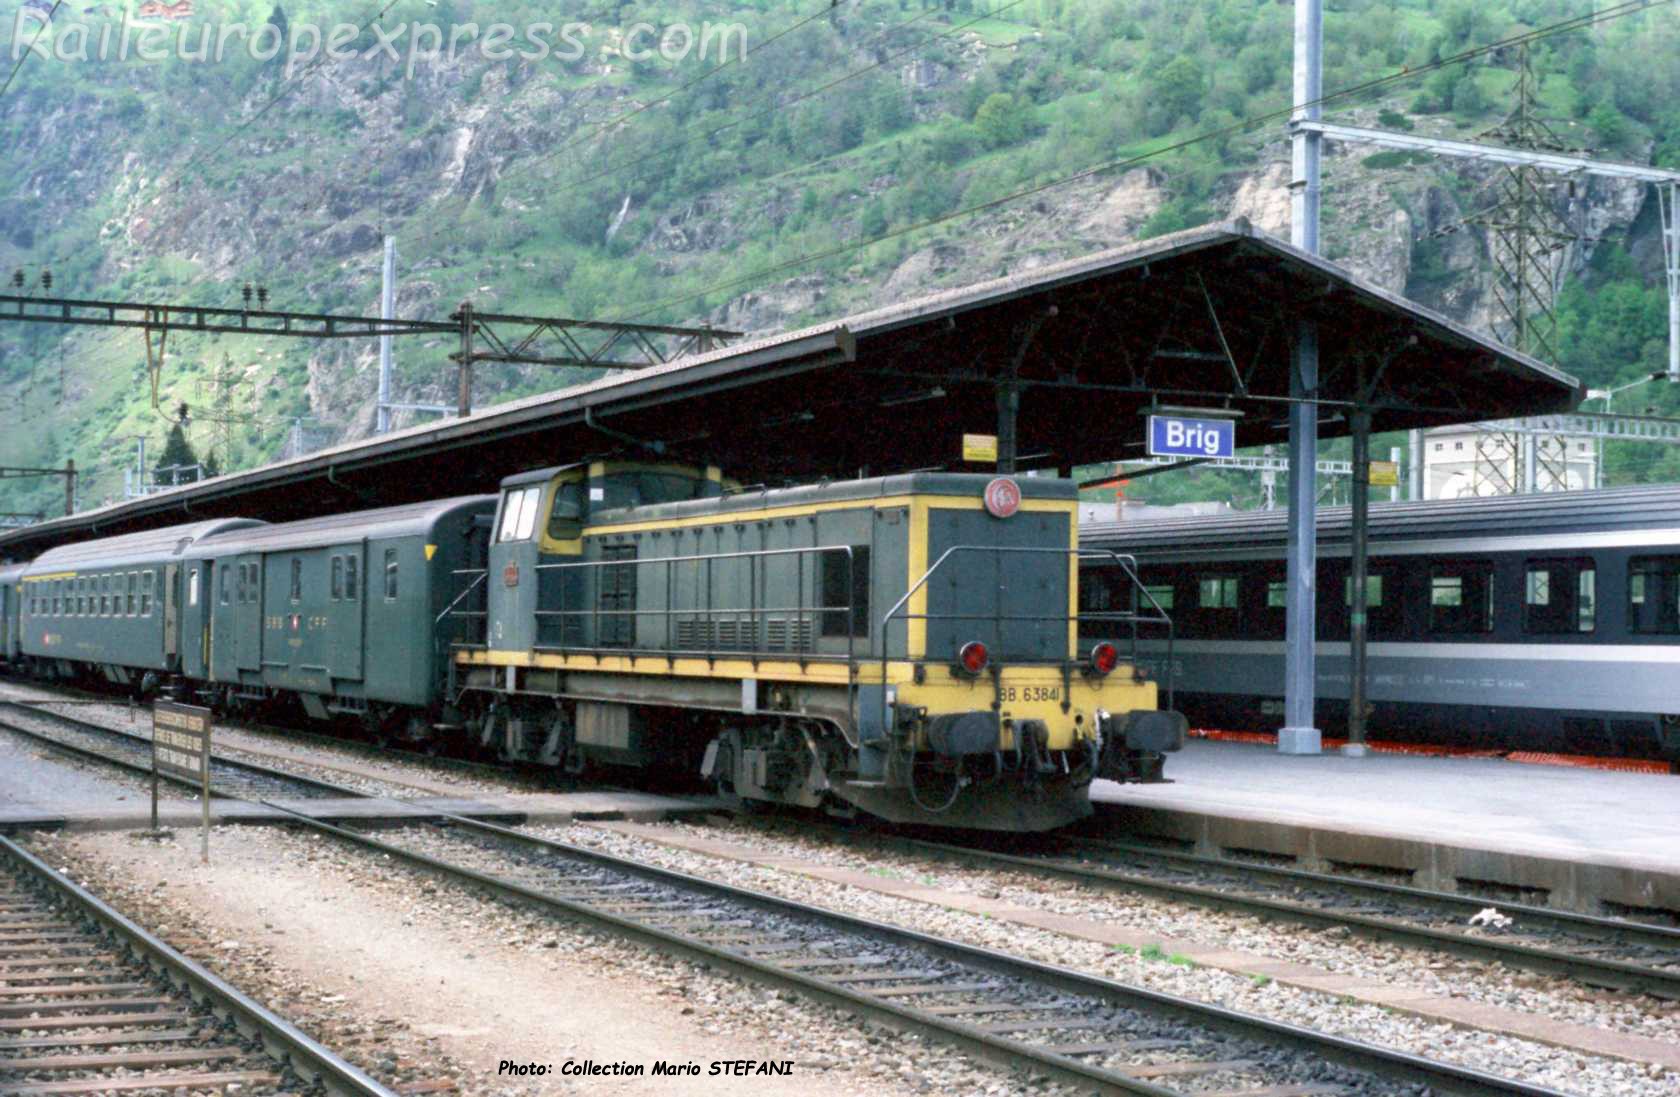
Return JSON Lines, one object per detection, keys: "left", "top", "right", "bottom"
{"left": 0, "top": 220, "right": 1582, "bottom": 557}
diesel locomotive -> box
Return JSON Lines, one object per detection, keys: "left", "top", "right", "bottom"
{"left": 0, "top": 461, "right": 1185, "bottom": 830}
{"left": 1080, "top": 484, "right": 1680, "bottom": 765}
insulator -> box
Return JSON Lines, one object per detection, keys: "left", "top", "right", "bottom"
{"left": 242, "top": 283, "right": 253, "bottom": 305}
{"left": 39, "top": 271, "right": 51, "bottom": 291}
{"left": 10, "top": 270, "right": 22, "bottom": 289}
{"left": 256, "top": 286, "right": 269, "bottom": 307}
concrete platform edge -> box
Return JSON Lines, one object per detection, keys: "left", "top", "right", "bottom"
{"left": 1096, "top": 802, "right": 1680, "bottom": 916}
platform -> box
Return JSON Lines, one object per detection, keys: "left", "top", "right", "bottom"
{"left": 1092, "top": 740, "right": 1680, "bottom": 917}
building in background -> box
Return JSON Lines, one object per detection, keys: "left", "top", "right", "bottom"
{"left": 1422, "top": 425, "right": 1598, "bottom": 499}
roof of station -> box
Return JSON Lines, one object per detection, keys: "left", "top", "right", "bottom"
{"left": 1, "top": 220, "right": 1582, "bottom": 558}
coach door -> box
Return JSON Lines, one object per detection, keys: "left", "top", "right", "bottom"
{"left": 209, "top": 560, "right": 237, "bottom": 682}
{"left": 235, "top": 554, "right": 263, "bottom": 673}
{"left": 326, "top": 545, "right": 365, "bottom": 681}
{"left": 163, "top": 564, "right": 180, "bottom": 662}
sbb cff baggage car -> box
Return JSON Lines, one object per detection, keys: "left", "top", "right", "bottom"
{"left": 0, "top": 461, "right": 1185, "bottom": 831}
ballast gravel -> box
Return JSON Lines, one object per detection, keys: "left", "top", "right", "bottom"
{"left": 32, "top": 826, "right": 1087, "bottom": 1097}
{"left": 550, "top": 819, "right": 1680, "bottom": 1097}
{"left": 602, "top": 820, "right": 1680, "bottom": 1043}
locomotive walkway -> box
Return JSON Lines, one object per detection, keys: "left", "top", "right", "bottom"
{"left": 1091, "top": 739, "right": 1680, "bottom": 918}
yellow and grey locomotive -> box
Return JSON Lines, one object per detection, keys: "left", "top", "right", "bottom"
{"left": 454, "top": 462, "right": 1184, "bottom": 830}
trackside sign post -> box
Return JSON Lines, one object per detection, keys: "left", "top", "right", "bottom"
{"left": 152, "top": 701, "right": 213, "bottom": 863}
{"left": 1147, "top": 415, "right": 1235, "bottom": 459}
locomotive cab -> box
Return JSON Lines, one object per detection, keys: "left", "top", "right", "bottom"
{"left": 485, "top": 462, "right": 725, "bottom": 651}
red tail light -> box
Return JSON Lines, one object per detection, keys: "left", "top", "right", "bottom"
{"left": 958, "top": 640, "right": 989, "bottom": 676}
{"left": 1089, "top": 641, "right": 1120, "bottom": 676}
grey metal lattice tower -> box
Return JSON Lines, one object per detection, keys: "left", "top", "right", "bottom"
{"left": 195, "top": 354, "right": 255, "bottom": 472}
{"left": 1471, "top": 46, "right": 1579, "bottom": 363}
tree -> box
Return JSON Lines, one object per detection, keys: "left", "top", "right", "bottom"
{"left": 974, "top": 92, "right": 1027, "bottom": 149}
{"left": 1588, "top": 102, "right": 1628, "bottom": 150}
{"left": 859, "top": 200, "right": 888, "bottom": 240}
{"left": 1450, "top": 73, "right": 1488, "bottom": 116}
{"left": 1149, "top": 56, "right": 1206, "bottom": 125}
{"left": 154, "top": 423, "right": 202, "bottom": 486}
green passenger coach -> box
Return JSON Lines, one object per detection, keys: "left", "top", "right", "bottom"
{"left": 19, "top": 519, "right": 262, "bottom": 688}
{"left": 175, "top": 497, "right": 494, "bottom": 730}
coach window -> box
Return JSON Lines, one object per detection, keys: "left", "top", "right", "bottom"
{"left": 1629, "top": 556, "right": 1680, "bottom": 634}
{"left": 1524, "top": 558, "right": 1595, "bottom": 634}
{"left": 330, "top": 556, "right": 344, "bottom": 601}
{"left": 141, "top": 572, "right": 154, "bottom": 617}
{"left": 345, "top": 556, "right": 360, "bottom": 602}
{"left": 1343, "top": 571, "right": 1399, "bottom": 635}
{"left": 384, "top": 549, "right": 399, "bottom": 600}
{"left": 99, "top": 576, "right": 109, "bottom": 617}
{"left": 219, "top": 565, "right": 230, "bottom": 606}
{"left": 1429, "top": 562, "right": 1494, "bottom": 634}
{"left": 188, "top": 568, "right": 199, "bottom": 608}
{"left": 1198, "top": 576, "right": 1238, "bottom": 609}
{"left": 288, "top": 559, "right": 302, "bottom": 603}
{"left": 127, "top": 572, "right": 137, "bottom": 616}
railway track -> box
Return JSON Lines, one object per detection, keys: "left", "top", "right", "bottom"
{"left": 284, "top": 812, "right": 1569, "bottom": 1097}
{"left": 0, "top": 700, "right": 368, "bottom": 802}
{"left": 887, "top": 831, "right": 1680, "bottom": 1001}
{"left": 0, "top": 833, "right": 391, "bottom": 1096}
{"left": 1, "top": 692, "right": 1573, "bottom": 1094}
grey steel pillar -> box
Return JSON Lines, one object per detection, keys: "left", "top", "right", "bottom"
{"left": 1280, "top": 0, "right": 1323, "bottom": 755}
{"left": 1389, "top": 446, "right": 1402, "bottom": 502}
{"left": 1408, "top": 429, "right": 1423, "bottom": 501}
{"left": 1345, "top": 410, "right": 1371, "bottom": 756}
{"left": 1663, "top": 183, "right": 1678, "bottom": 382}
{"left": 376, "top": 236, "right": 396, "bottom": 434}
{"left": 996, "top": 370, "right": 1020, "bottom": 475}
{"left": 456, "top": 301, "right": 475, "bottom": 418}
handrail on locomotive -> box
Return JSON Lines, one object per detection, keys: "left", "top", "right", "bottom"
{"left": 442, "top": 542, "right": 1175, "bottom": 706}
{"left": 875, "top": 544, "right": 1174, "bottom": 714}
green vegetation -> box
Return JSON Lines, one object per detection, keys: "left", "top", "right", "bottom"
{"left": 2, "top": 0, "right": 1678, "bottom": 512}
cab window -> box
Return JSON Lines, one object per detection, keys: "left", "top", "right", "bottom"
{"left": 547, "top": 481, "right": 585, "bottom": 540}
{"left": 498, "top": 486, "right": 542, "bottom": 542}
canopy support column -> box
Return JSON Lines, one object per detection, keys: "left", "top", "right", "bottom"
{"left": 1345, "top": 407, "right": 1371, "bottom": 756}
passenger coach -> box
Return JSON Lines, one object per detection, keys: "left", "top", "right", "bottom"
{"left": 1081, "top": 485, "right": 1680, "bottom": 762}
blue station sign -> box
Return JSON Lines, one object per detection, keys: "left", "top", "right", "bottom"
{"left": 1147, "top": 415, "right": 1235, "bottom": 459}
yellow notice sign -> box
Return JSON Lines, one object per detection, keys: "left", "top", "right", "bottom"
{"left": 1369, "top": 460, "right": 1400, "bottom": 487}
{"left": 962, "top": 434, "right": 998, "bottom": 463}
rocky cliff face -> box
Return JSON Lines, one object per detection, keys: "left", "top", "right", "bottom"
{"left": 0, "top": 32, "right": 1669, "bottom": 484}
